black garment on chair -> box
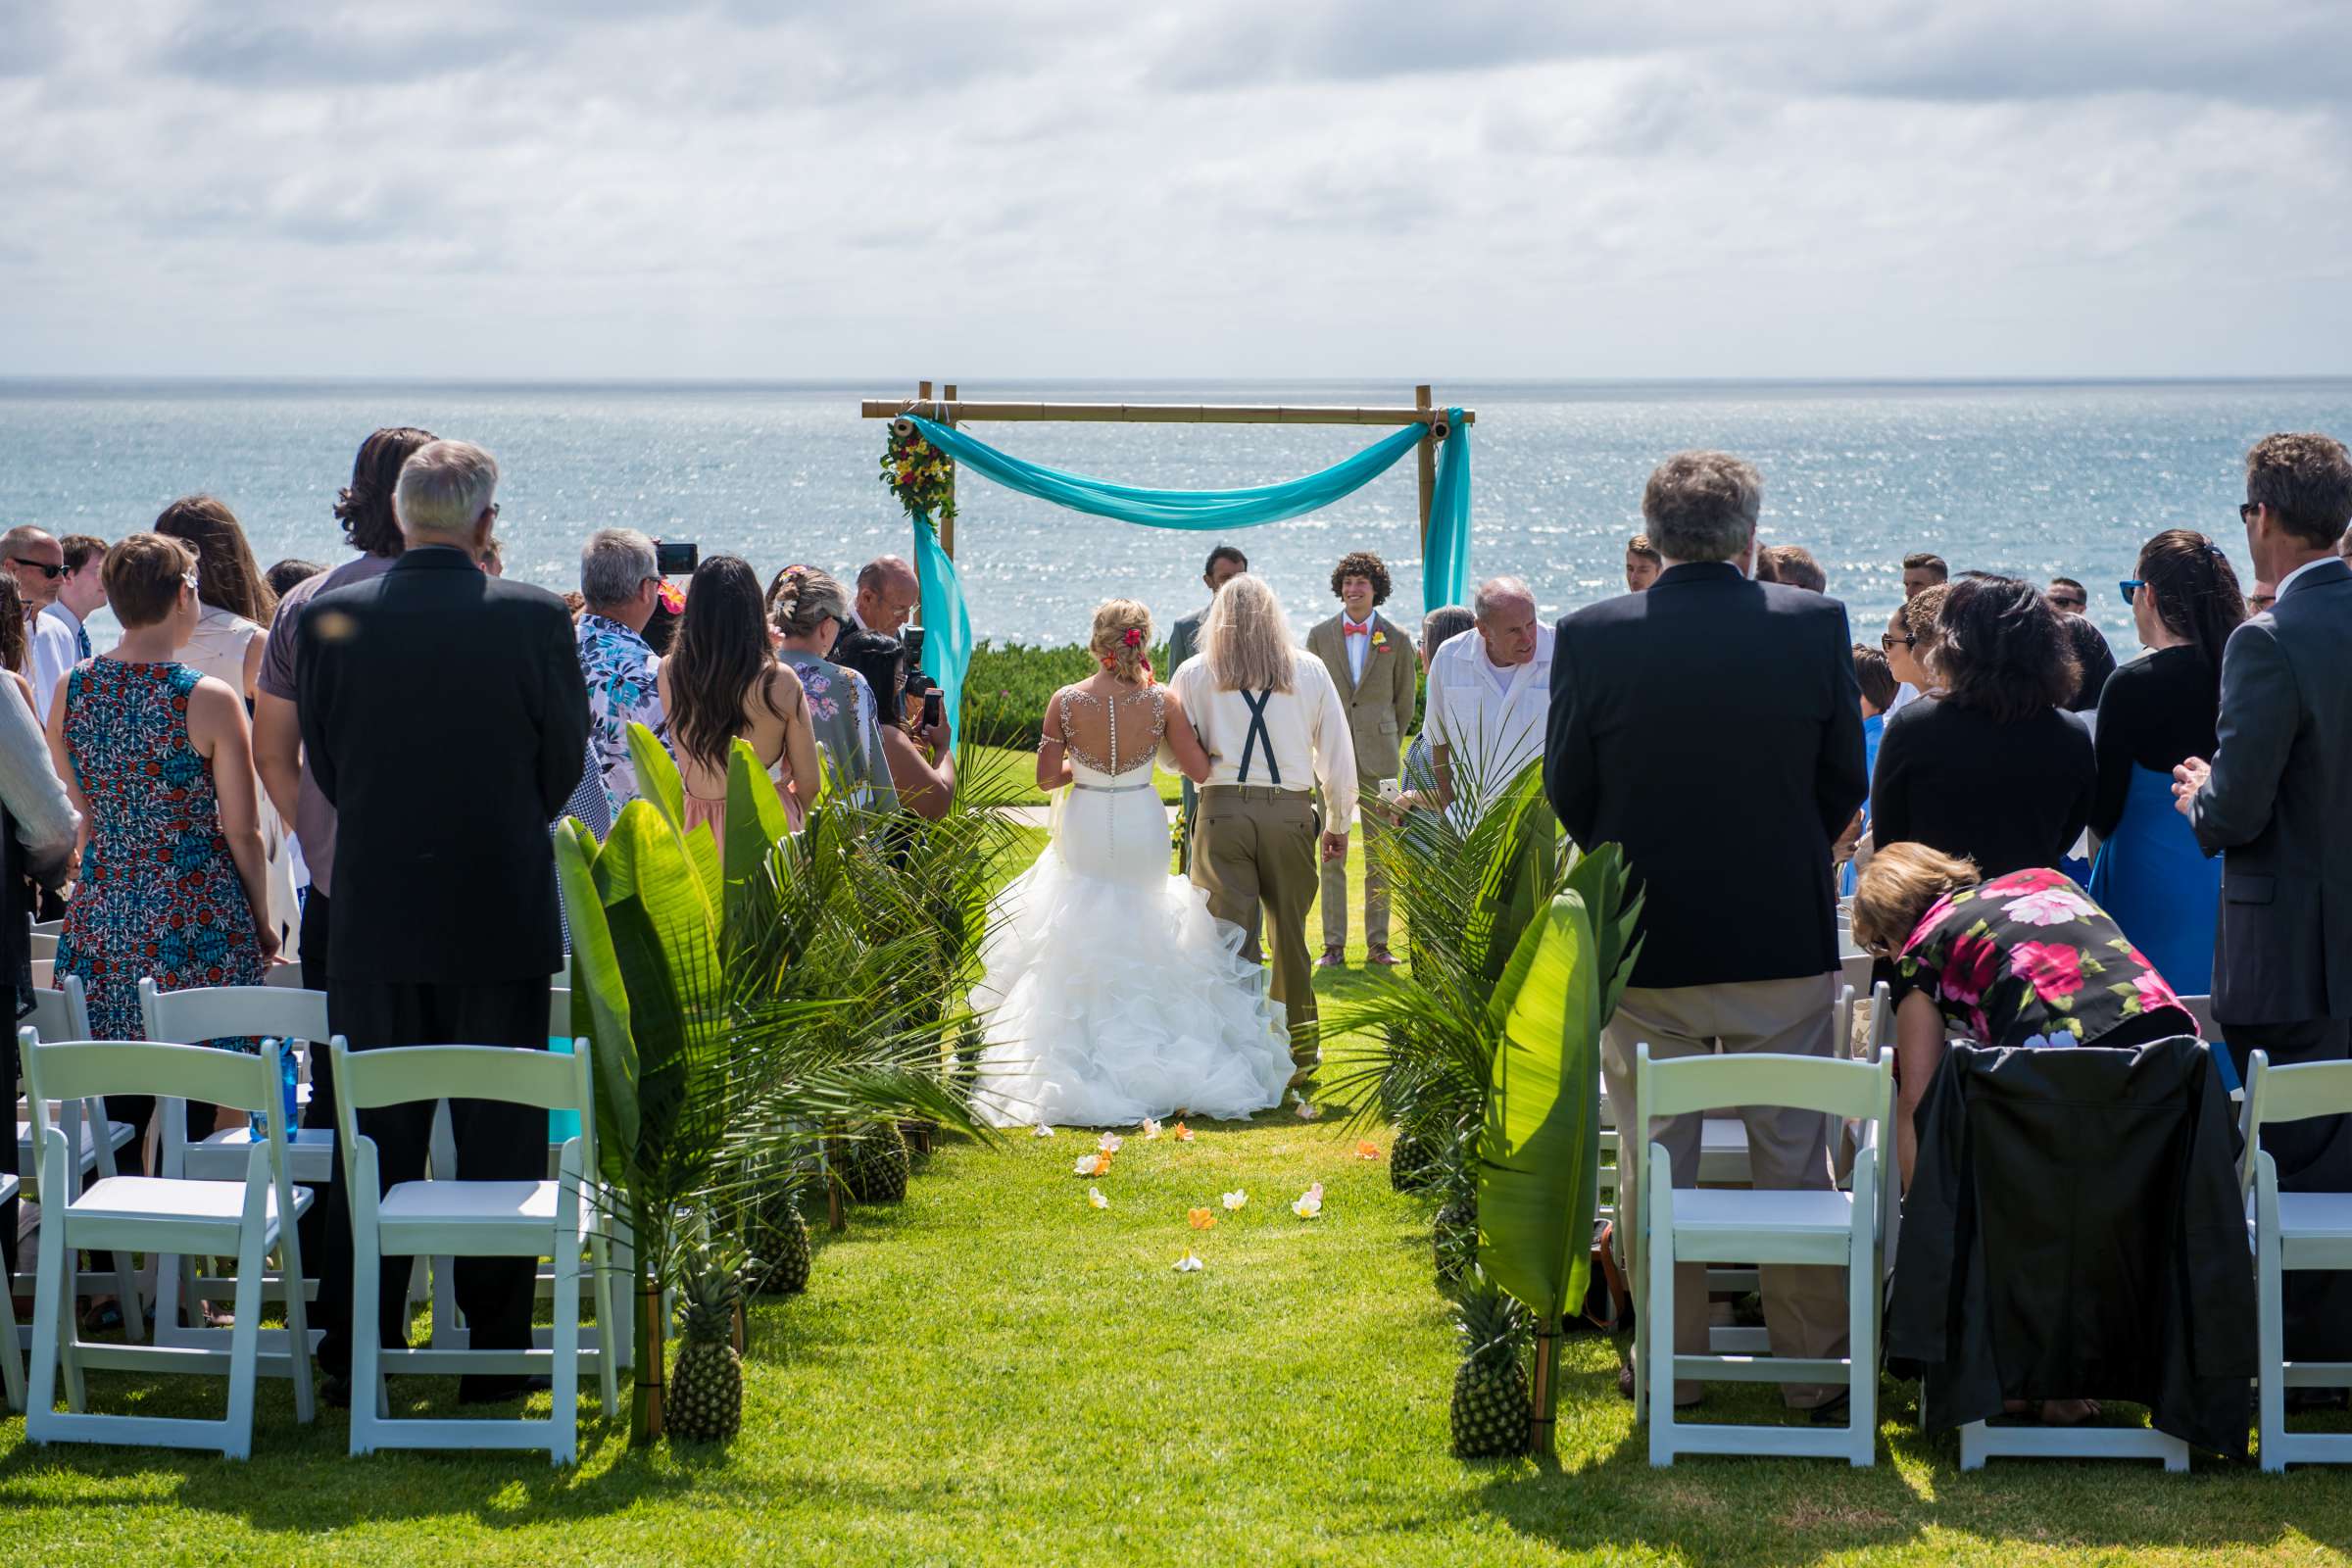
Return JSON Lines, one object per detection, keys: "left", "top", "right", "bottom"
{"left": 1887, "top": 1038, "right": 2256, "bottom": 1457}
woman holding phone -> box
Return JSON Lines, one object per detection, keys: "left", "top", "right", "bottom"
{"left": 836, "top": 630, "right": 956, "bottom": 821}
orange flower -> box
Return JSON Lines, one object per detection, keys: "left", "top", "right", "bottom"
{"left": 1355, "top": 1141, "right": 1383, "bottom": 1160}
{"left": 1172, "top": 1122, "right": 1195, "bottom": 1143}
{"left": 1188, "top": 1207, "right": 1217, "bottom": 1230}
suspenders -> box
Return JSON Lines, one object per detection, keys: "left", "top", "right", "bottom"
{"left": 1236, "top": 688, "right": 1281, "bottom": 787}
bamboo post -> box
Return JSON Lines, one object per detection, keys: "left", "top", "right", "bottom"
{"left": 939, "top": 382, "right": 957, "bottom": 561}
{"left": 1415, "top": 383, "right": 1436, "bottom": 565}
{"left": 1531, "top": 1316, "right": 1559, "bottom": 1457}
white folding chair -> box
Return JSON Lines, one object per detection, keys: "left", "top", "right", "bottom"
{"left": 19, "top": 1030, "right": 314, "bottom": 1458}
{"left": 0, "top": 1171, "right": 23, "bottom": 1412}
{"left": 2240, "top": 1050, "right": 2352, "bottom": 1471}
{"left": 424, "top": 985, "right": 631, "bottom": 1372}
{"left": 14, "top": 978, "right": 142, "bottom": 1341}
{"left": 1636, "top": 1043, "right": 1893, "bottom": 1467}
{"left": 137, "top": 979, "right": 336, "bottom": 1346}
{"left": 330, "top": 1038, "right": 617, "bottom": 1463}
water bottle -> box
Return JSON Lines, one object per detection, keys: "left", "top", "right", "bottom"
{"left": 249, "top": 1041, "right": 301, "bottom": 1143}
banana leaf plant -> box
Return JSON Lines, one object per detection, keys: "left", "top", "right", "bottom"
{"left": 1477, "top": 890, "right": 1602, "bottom": 1456}
{"left": 559, "top": 722, "right": 986, "bottom": 1444}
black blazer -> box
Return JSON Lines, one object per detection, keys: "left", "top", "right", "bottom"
{"left": 1544, "top": 563, "right": 1865, "bottom": 990}
{"left": 296, "top": 547, "right": 590, "bottom": 984}
{"left": 1869, "top": 698, "right": 2094, "bottom": 880}
{"left": 2189, "top": 556, "right": 2352, "bottom": 1025}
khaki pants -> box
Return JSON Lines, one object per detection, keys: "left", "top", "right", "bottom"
{"left": 1602, "top": 973, "right": 1847, "bottom": 1408}
{"left": 1192, "top": 785, "right": 1319, "bottom": 1085}
{"left": 1318, "top": 783, "right": 1393, "bottom": 950}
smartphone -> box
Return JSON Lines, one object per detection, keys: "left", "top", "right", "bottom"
{"left": 921, "top": 688, "right": 944, "bottom": 731}
{"left": 654, "top": 540, "right": 698, "bottom": 576}
{"left": 1376, "top": 778, "right": 1404, "bottom": 803}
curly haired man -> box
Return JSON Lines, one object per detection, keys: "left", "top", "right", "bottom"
{"left": 1303, "top": 551, "right": 1416, "bottom": 966}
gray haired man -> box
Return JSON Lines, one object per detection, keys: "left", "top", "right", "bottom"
{"left": 576, "top": 527, "right": 666, "bottom": 817}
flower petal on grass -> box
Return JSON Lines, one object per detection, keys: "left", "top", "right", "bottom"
{"left": 1188, "top": 1207, "right": 1217, "bottom": 1230}
{"left": 1140, "top": 1118, "right": 1162, "bottom": 1140}
{"left": 1354, "top": 1140, "right": 1382, "bottom": 1160}
{"left": 1295, "top": 1100, "right": 1322, "bottom": 1121}
{"left": 1173, "top": 1252, "right": 1204, "bottom": 1273}
{"left": 1292, "top": 1193, "right": 1323, "bottom": 1219}
{"left": 1221, "top": 1190, "right": 1248, "bottom": 1211}
{"left": 1172, "top": 1122, "right": 1195, "bottom": 1143}
{"left": 1098, "top": 1132, "right": 1124, "bottom": 1153}
{"left": 1087, "top": 1186, "right": 1109, "bottom": 1209}
{"left": 1033, "top": 1123, "right": 1057, "bottom": 1139}
{"left": 1074, "top": 1152, "right": 1107, "bottom": 1177}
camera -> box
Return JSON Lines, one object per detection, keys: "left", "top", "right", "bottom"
{"left": 654, "top": 540, "right": 698, "bottom": 576}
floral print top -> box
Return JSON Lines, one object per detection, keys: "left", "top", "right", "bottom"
{"left": 780, "top": 650, "right": 891, "bottom": 809}
{"left": 1892, "top": 867, "right": 2196, "bottom": 1050}
{"left": 577, "top": 612, "right": 665, "bottom": 819}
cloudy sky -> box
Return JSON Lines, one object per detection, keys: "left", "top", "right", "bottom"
{"left": 5, "top": 0, "right": 2349, "bottom": 380}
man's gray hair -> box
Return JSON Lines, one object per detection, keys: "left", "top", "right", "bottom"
{"left": 1472, "top": 576, "right": 1535, "bottom": 621}
{"left": 1421, "top": 604, "right": 1474, "bottom": 655}
{"left": 1642, "top": 449, "right": 1762, "bottom": 564}
{"left": 580, "top": 527, "right": 658, "bottom": 606}
{"left": 394, "top": 440, "right": 500, "bottom": 540}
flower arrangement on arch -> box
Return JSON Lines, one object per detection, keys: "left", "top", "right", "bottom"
{"left": 880, "top": 418, "right": 957, "bottom": 530}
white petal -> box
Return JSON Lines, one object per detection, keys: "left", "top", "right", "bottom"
{"left": 1033, "top": 1123, "right": 1057, "bottom": 1138}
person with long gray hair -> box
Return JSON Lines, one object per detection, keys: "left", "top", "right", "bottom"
{"left": 1165, "top": 573, "right": 1355, "bottom": 1091}
{"left": 576, "top": 526, "right": 667, "bottom": 817}
{"left": 1546, "top": 448, "right": 1867, "bottom": 1417}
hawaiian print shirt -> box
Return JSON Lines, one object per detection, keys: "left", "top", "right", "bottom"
{"left": 576, "top": 612, "right": 665, "bottom": 819}
{"left": 1893, "top": 867, "right": 2195, "bottom": 1050}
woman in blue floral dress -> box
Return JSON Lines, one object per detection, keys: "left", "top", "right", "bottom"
{"left": 47, "top": 535, "right": 276, "bottom": 1056}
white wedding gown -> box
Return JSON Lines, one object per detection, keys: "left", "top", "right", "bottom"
{"left": 972, "top": 687, "right": 1292, "bottom": 1128}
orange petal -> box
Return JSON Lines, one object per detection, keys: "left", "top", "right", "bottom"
{"left": 1356, "top": 1141, "right": 1383, "bottom": 1159}
{"left": 1188, "top": 1207, "right": 1217, "bottom": 1230}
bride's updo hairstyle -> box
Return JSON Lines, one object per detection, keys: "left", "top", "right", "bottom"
{"left": 1090, "top": 600, "right": 1153, "bottom": 682}
{"left": 1201, "top": 572, "right": 1295, "bottom": 694}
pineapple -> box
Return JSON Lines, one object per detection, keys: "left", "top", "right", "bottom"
{"left": 668, "top": 1240, "right": 746, "bottom": 1444}
{"left": 1390, "top": 1123, "right": 1440, "bottom": 1192}
{"left": 1449, "top": 1279, "right": 1534, "bottom": 1458}
{"left": 750, "top": 1190, "right": 811, "bottom": 1296}
{"left": 839, "top": 1120, "right": 910, "bottom": 1203}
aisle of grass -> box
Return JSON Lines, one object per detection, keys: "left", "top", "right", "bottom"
{"left": 963, "top": 742, "right": 1186, "bottom": 807}
{"left": 8, "top": 833, "right": 2352, "bottom": 1563}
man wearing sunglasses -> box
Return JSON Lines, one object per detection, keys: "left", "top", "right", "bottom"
{"left": 1, "top": 524, "right": 66, "bottom": 615}
{"left": 2045, "top": 577, "right": 2088, "bottom": 614}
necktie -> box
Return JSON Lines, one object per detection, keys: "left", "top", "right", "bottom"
{"left": 75, "top": 623, "right": 91, "bottom": 661}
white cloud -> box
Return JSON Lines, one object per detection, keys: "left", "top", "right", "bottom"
{"left": 2, "top": 0, "right": 2347, "bottom": 377}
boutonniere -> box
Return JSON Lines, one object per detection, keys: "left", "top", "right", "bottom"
{"left": 1369, "top": 629, "right": 1391, "bottom": 653}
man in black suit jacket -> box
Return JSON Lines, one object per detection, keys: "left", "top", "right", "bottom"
{"left": 1545, "top": 450, "right": 1867, "bottom": 1411}
{"left": 2178, "top": 431, "right": 2352, "bottom": 1374}
{"left": 297, "top": 438, "right": 590, "bottom": 1405}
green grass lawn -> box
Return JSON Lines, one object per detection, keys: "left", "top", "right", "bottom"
{"left": 9, "top": 835, "right": 2352, "bottom": 1564}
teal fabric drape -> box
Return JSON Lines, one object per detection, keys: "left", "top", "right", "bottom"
{"left": 898, "top": 411, "right": 1471, "bottom": 744}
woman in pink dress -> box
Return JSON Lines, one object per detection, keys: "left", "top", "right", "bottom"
{"left": 655, "top": 555, "right": 819, "bottom": 844}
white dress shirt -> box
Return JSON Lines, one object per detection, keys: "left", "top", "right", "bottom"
{"left": 1425, "top": 621, "right": 1555, "bottom": 790}
{"left": 26, "top": 607, "right": 81, "bottom": 726}
{"left": 1168, "top": 652, "right": 1357, "bottom": 810}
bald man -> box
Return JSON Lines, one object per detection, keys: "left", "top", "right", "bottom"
{"left": 833, "top": 555, "right": 920, "bottom": 657}
{"left": 1419, "top": 575, "right": 1554, "bottom": 812}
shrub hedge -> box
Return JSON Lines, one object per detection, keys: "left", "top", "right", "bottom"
{"left": 958, "top": 639, "right": 1431, "bottom": 750}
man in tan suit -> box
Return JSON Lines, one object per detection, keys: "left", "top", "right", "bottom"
{"left": 1304, "top": 551, "right": 1417, "bottom": 968}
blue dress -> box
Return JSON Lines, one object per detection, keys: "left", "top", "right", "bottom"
{"left": 2088, "top": 764, "right": 2219, "bottom": 995}
{"left": 1839, "top": 710, "right": 1885, "bottom": 898}
{"left": 55, "top": 660, "right": 266, "bottom": 1042}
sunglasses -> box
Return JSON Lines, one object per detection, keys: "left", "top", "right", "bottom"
{"left": 2118, "top": 578, "right": 2144, "bottom": 608}
{"left": 1881, "top": 632, "right": 1916, "bottom": 650}
{"left": 2048, "top": 595, "right": 2085, "bottom": 611}
{"left": 9, "top": 556, "right": 65, "bottom": 580}
{"left": 2239, "top": 502, "right": 2261, "bottom": 525}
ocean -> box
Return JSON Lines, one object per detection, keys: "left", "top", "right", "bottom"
{"left": 5, "top": 378, "right": 2347, "bottom": 650}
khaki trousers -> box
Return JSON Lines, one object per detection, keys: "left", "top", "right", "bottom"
{"left": 1318, "top": 782, "right": 1393, "bottom": 950}
{"left": 1192, "top": 785, "right": 1319, "bottom": 1085}
{"left": 1602, "top": 972, "right": 1847, "bottom": 1408}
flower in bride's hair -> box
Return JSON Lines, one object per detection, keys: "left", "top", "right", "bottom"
{"left": 1074, "top": 1152, "right": 1110, "bottom": 1177}
{"left": 1122, "top": 627, "right": 1145, "bottom": 649}
{"left": 1173, "top": 1252, "right": 1204, "bottom": 1273}
{"left": 1098, "top": 1132, "right": 1124, "bottom": 1153}
{"left": 1087, "top": 1187, "right": 1109, "bottom": 1209}
{"left": 1032, "top": 1123, "right": 1056, "bottom": 1139}
{"left": 1140, "top": 1118, "right": 1162, "bottom": 1140}
{"left": 1188, "top": 1207, "right": 1217, "bottom": 1230}
{"left": 1221, "top": 1190, "right": 1248, "bottom": 1211}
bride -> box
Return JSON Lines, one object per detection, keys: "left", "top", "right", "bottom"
{"left": 972, "top": 600, "right": 1293, "bottom": 1128}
